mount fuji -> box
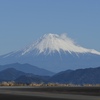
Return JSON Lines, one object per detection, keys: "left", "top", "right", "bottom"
{"left": 0, "top": 33, "right": 100, "bottom": 72}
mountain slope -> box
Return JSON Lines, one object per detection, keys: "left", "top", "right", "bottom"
{"left": 0, "top": 68, "right": 49, "bottom": 83}
{"left": 0, "top": 68, "right": 26, "bottom": 81}
{"left": 0, "top": 33, "right": 100, "bottom": 72}
{"left": 15, "top": 75, "right": 47, "bottom": 84}
{"left": 50, "top": 67, "right": 100, "bottom": 84}
{"left": 21, "top": 33, "right": 100, "bottom": 55}
{"left": 0, "top": 63, "right": 54, "bottom": 76}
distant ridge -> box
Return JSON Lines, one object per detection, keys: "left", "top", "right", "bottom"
{"left": 0, "top": 63, "right": 54, "bottom": 76}
{"left": 50, "top": 66, "right": 100, "bottom": 84}
{"left": 1, "top": 66, "right": 100, "bottom": 84}
{"left": 0, "top": 68, "right": 25, "bottom": 81}
{"left": 0, "top": 68, "right": 49, "bottom": 83}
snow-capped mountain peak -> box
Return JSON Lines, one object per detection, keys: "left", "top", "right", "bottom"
{"left": 22, "top": 33, "right": 100, "bottom": 55}
{"left": 1, "top": 33, "right": 100, "bottom": 72}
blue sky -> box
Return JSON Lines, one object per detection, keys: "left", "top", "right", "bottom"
{"left": 0, "top": 0, "right": 100, "bottom": 55}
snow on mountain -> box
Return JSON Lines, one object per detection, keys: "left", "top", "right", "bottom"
{"left": 0, "top": 33, "right": 100, "bottom": 72}
{"left": 21, "top": 33, "right": 100, "bottom": 55}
